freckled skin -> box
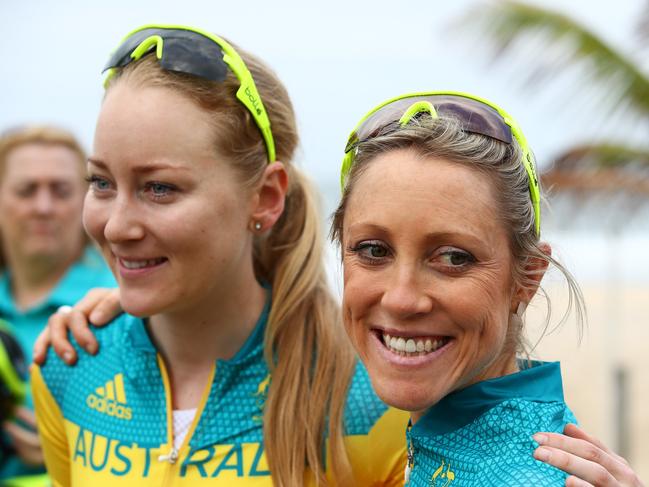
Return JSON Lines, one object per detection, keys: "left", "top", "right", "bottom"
{"left": 342, "top": 149, "right": 523, "bottom": 418}
{"left": 84, "top": 82, "right": 256, "bottom": 319}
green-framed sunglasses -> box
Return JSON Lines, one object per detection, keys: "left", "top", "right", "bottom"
{"left": 103, "top": 24, "right": 276, "bottom": 163}
{"left": 341, "top": 91, "right": 541, "bottom": 235}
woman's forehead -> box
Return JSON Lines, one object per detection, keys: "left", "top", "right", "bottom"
{"left": 342, "top": 150, "right": 507, "bottom": 246}
{"left": 348, "top": 150, "right": 497, "bottom": 214}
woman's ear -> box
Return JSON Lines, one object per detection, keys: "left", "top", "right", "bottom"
{"left": 249, "top": 162, "right": 289, "bottom": 233}
{"left": 511, "top": 242, "right": 551, "bottom": 312}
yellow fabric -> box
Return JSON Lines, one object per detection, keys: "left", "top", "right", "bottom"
{"left": 31, "top": 365, "right": 69, "bottom": 487}
{"left": 32, "top": 363, "right": 407, "bottom": 486}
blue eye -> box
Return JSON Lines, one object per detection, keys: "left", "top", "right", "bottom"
{"left": 149, "top": 183, "right": 171, "bottom": 195}
{"left": 87, "top": 175, "right": 112, "bottom": 192}
{"left": 144, "top": 181, "right": 177, "bottom": 200}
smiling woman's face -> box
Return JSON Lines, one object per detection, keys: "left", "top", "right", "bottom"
{"left": 84, "top": 82, "right": 255, "bottom": 318}
{"left": 341, "top": 148, "right": 520, "bottom": 419}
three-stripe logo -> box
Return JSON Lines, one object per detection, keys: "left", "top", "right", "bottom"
{"left": 86, "top": 373, "right": 133, "bottom": 420}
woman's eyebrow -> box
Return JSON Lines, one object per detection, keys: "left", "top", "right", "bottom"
{"left": 86, "top": 157, "right": 191, "bottom": 173}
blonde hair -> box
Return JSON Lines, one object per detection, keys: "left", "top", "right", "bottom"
{"left": 0, "top": 125, "right": 88, "bottom": 269}
{"left": 331, "top": 116, "right": 585, "bottom": 355}
{"left": 107, "top": 50, "right": 355, "bottom": 485}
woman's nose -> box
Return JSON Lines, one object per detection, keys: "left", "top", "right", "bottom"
{"left": 103, "top": 197, "right": 145, "bottom": 243}
{"left": 380, "top": 267, "right": 434, "bottom": 318}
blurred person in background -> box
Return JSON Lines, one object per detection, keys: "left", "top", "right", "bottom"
{"left": 0, "top": 126, "right": 115, "bottom": 485}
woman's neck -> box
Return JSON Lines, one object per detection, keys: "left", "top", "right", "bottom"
{"left": 147, "top": 273, "right": 267, "bottom": 409}
{"left": 410, "top": 352, "right": 519, "bottom": 425}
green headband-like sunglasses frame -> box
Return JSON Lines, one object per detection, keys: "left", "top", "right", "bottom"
{"left": 103, "top": 24, "right": 276, "bottom": 163}
{"left": 341, "top": 91, "right": 541, "bottom": 235}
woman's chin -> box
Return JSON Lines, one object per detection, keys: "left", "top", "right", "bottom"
{"left": 120, "top": 297, "right": 161, "bottom": 319}
{"left": 370, "top": 375, "right": 443, "bottom": 414}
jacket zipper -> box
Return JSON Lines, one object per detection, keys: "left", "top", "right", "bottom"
{"left": 157, "top": 355, "right": 216, "bottom": 486}
{"left": 405, "top": 423, "right": 414, "bottom": 485}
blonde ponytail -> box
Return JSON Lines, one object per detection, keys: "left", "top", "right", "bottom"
{"left": 108, "top": 43, "right": 356, "bottom": 486}
{"left": 260, "top": 168, "right": 355, "bottom": 486}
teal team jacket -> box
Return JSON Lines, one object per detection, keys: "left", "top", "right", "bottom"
{"left": 406, "top": 361, "right": 576, "bottom": 486}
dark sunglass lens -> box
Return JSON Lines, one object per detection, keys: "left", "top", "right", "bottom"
{"left": 349, "top": 95, "right": 513, "bottom": 152}
{"left": 160, "top": 36, "right": 228, "bottom": 82}
{"left": 435, "top": 97, "right": 512, "bottom": 144}
{"left": 103, "top": 28, "right": 157, "bottom": 72}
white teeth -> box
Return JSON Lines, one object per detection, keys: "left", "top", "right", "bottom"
{"left": 381, "top": 332, "right": 447, "bottom": 356}
{"left": 121, "top": 258, "right": 163, "bottom": 269}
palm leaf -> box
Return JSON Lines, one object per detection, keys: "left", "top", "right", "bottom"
{"left": 463, "top": 1, "right": 649, "bottom": 120}
{"left": 542, "top": 143, "right": 649, "bottom": 196}
{"left": 552, "top": 143, "right": 649, "bottom": 169}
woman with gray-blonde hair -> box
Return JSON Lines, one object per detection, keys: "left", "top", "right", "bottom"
{"left": 330, "top": 91, "right": 642, "bottom": 486}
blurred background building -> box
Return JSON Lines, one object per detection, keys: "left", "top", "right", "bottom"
{"left": 1, "top": 0, "right": 647, "bottom": 481}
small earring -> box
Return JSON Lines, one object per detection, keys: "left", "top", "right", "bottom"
{"left": 510, "top": 302, "right": 527, "bottom": 329}
{"left": 253, "top": 221, "right": 262, "bottom": 231}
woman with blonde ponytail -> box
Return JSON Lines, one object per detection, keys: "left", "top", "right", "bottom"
{"left": 30, "top": 25, "right": 407, "bottom": 486}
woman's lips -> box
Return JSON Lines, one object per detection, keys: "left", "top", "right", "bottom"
{"left": 116, "top": 256, "right": 168, "bottom": 277}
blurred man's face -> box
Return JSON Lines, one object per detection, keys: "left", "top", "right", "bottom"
{"left": 0, "top": 144, "right": 86, "bottom": 264}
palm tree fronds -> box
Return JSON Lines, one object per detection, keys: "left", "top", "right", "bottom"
{"left": 462, "top": 1, "right": 649, "bottom": 118}
{"left": 542, "top": 143, "right": 649, "bottom": 196}
{"left": 553, "top": 143, "right": 649, "bottom": 169}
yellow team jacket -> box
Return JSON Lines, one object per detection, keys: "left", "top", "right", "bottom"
{"left": 32, "top": 308, "right": 408, "bottom": 486}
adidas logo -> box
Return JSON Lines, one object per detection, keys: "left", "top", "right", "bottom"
{"left": 86, "top": 373, "right": 133, "bottom": 420}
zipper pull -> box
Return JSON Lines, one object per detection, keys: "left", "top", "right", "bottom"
{"left": 405, "top": 446, "right": 413, "bottom": 484}
{"left": 158, "top": 447, "right": 179, "bottom": 464}
{"left": 405, "top": 423, "right": 414, "bottom": 484}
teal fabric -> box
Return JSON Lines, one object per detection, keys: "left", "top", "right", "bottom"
{"left": 406, "top": 361, "right": 577, "bottom": 486}
{"left": 37, "top": 299, "right": 393, "bottom": 480}
{"left": 0, "top": 245, "right": 115, "bottom": 481}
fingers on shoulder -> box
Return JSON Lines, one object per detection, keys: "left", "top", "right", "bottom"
{"left": 536, "top": 446, "right": 616, "bottom": 486}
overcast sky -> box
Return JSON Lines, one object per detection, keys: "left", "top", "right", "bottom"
{"left": 1, "top": 0, "right": 647, "bottom": 283}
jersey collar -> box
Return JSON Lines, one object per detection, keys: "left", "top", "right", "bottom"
{"left": 412, "top": 360, "right": 565, "bottom": 437}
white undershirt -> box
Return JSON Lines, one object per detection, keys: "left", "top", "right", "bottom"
{"left": 172, "top": 408, "right": 197, "bottom": 450}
